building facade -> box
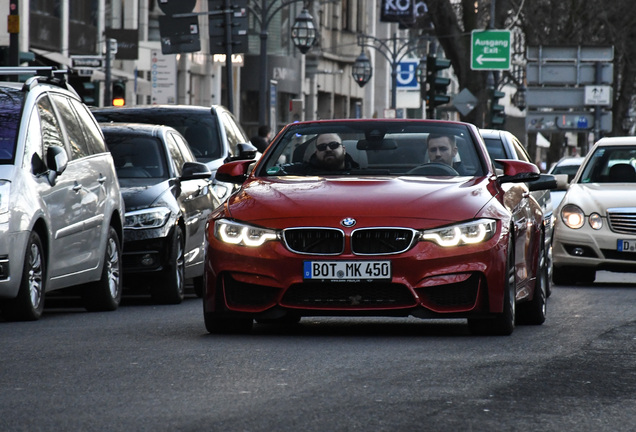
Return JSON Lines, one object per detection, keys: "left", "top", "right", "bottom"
{"left": 1, "top": 0, "right": 427, "bottom": 136}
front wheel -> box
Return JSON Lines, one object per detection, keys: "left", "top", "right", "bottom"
{"left": 82, "top": 226, "right": 122, "bottom": 312}
{"left": 517, "top": 233, "right": 547, "bottom": 325}
{"left": 468, "top": 235, "right": 516, "bottom": 336}
{"left": 1, "top": 231, "right": 46, "bottom": 321}
{"left": 151, "top": 226, "right": 185, "bottom": 304}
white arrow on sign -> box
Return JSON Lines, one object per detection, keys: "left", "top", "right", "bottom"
{"left": 476, "top": 54, "right": 507, "bottom": 65}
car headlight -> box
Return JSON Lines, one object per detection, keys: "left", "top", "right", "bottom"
{"left": 589, "top": 212, "right": 603, "bottom": 230}
{"left": 561, "top": 204, "right": 584, "bottom": 229}
{"left": 0, "top": 180, "right": 9, "bottom": 214}
{"left": 214, "top": 219, "right": 279, "bottom": 247}
{"left": 125, "top": 207, "right": 171, "bottom": 229}
{"left": 420, "top": 219, "right": 496, "bottom": 247}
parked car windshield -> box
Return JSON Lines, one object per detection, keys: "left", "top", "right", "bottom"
{"left": 93, "top": 109, "right": 223, "bottom": 162}
{"left": 258, "top": 121, "right": 486, "bottom": 177}
{"left": 579, "top": 146, "right": 636, "bottom": 183}
{"left": 105, "top": 134, "right": 169, "bottom": 179}
{"left": 0, "top": 88, "right": 24, "bottom": 162}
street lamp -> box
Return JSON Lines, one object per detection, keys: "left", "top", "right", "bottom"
{"left": 252, "top": 0, "right": 317, "bottom": 127}
{"left": 352, "top": 50, "right": 372, "bottom": 88}
{"left": 354, "top": 32, "right": 428, "bottom": 110}
{"left": 291, "top": 9, "right": 317, "bottom": 54}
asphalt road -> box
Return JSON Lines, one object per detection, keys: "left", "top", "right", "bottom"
{"left": 1, "top": 272, "right": 635, "bottom": 432}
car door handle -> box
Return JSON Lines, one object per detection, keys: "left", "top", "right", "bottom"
{"left": 72, "top": 182, "right": 82, "bottom": 192}
{"left": 98, "top": 174, "right": 107, "bottom": 184}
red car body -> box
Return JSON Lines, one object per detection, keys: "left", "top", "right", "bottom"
{"left": 203, "top": 119, "right": 548, "bottom": 335}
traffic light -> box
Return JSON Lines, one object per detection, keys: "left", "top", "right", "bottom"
{"left": 425, "top": 55, "right": 451, "bottom": 108}
{"left": 489, "top": 89, "right": 506, "bottom": 128}
{"left": 112, "top": 81, "right": 125, "bottom": 107}
{"left": 79, "top": 79, "right": 98, "bottom": 106}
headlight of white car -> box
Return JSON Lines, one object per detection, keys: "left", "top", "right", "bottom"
{"left": 125, "top": 207, "right": 171, "bottom": 229}
{"left": 589, "top": 212, "right": 603, "bottom": 230}
{"left": 420, "top": 219, "right": 496, "bottom": 247}
{"left": 561, "top": 204, "right": 585, "bottom": 229}
{"left": 215, "top": 219, "right": 279, "bottom": 247}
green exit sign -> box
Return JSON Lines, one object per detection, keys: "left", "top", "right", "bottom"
{"left": 471, "top": 30, "right": 511, "bottom": 70}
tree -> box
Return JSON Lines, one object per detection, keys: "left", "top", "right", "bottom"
{"left": 422, "top": 0, "right": 636, "bottom": 138}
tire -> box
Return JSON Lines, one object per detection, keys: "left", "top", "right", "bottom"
{"left": 151, "top": 226, "right": 185, "bottom": 304}
{"left": 204, "top": 313, "right": 253, "bottom": 334}
{"left": 82, "top": 226, "right": 122, "bottom": 312}
{"left": 1, "top": 232, "right": 46, "bottom": 321}
{"left": 517, "top": 232, "right": 547, "bottom": 325}
{"left": 192, "top": 276, "right": 204, "bottom": 298}
{"left": 468, "top": 235, "right": 516, "bottom": 336}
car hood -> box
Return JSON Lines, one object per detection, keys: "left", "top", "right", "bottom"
{"left": 563, "top": 183, "right": 636, "bottom": 214}
{"left": 225, "top": 176, "right": 500, "bottom": 228}
{"left": 118, "top": 179, "right": 172, "bottom": 211}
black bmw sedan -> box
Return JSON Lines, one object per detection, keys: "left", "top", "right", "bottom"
{"left": 101, "top": 123, "right": 219, "bottom": 303}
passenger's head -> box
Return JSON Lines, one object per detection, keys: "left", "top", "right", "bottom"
{"left": 427, "top": 133, "right": 457, "bottom": 166}
{"left": 314, "top": 133, "right": 346, "bottom": 170}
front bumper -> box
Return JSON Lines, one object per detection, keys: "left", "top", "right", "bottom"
{"left": 553, "top": 222, "right": 636, "bottom": 272}
{"left": 0, "top": 228, "right": 30, "bottom": 298}
{"left": 203, "top": 230, "right": 509, "bottom": 320}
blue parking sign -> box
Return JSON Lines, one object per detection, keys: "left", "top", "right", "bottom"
{"left": 396, "top": 60, "right": 419, "bottom": 89}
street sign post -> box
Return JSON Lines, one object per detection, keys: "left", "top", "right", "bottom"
{"left": 470, "top": 30, "right": 511, "bottom": 70}
{"left": 585, "top": 85, "right": 612, "bottom": 106}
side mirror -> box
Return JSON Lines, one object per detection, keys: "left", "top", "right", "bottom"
{"left": 181, "top": 161, "right": 212, "bottom": 181}
{"left": 496, "top": 159, "right": 541, "bottom": 184}
{"left": 46, "top": 145, "right": 68, "bottom": 186}
{"left": 228, "top": 142, "right": 258, "bottom": 161}
{"left": 553, "top": 174, "right": 569, "bottom": 190}
{"left": 215, "top": 160, "right": 254, "bottom": 184}
{"left": 527, "top": 173, "right": 558, "bottom": 191}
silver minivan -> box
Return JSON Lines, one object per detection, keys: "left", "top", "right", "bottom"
{"left": 0, "top": 68, "right": 125, "bottom": 321}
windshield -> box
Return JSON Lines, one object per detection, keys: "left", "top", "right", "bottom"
{"left": 0, "top": 88, "right": 25, "bottom": 163}
{"left": 257, "top": 121, "right": 486, "bottom": 177}
{"left": 105, "top": 134, "right": 169, "bottom": 179}
{"left": 579, "top": 146, "right": 636, "bottom": 183}
{"left": 92, "top": 109, "right": 223, "bottom": 162}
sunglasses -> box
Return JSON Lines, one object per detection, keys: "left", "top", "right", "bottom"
{"left": 316, "top": 141, "right": 342, "bottom": 151}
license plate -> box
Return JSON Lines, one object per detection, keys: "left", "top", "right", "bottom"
{"left": 304, "top": 261, "right": 391, "bottom": 281}
{"left": 617, "top": 240, "right": 636, "bottom": 252}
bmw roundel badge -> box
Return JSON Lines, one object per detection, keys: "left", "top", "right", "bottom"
{"left": 341, "top": 217, "right": 356, "bottom": 227}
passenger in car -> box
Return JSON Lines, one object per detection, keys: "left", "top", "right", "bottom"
{"left": 426, "top": 133, "right": 467, "bottom": 175}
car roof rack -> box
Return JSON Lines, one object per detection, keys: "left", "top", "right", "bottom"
{"left": 0, "top": 66, "right": 69, "bottom": 78}
{"left": 0, "top": 66, "right": 77, "bottom": 96}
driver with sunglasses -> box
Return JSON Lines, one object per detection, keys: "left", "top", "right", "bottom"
{"left": 308, "top": 133, "right": 359, "bottom": 171}
{"left": 280, "top": 133, "right": 359, "bottom": 175}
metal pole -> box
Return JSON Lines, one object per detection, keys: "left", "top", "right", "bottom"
{"left": 258, "top": 0, "right": 268, "bottom": 126}
{"left": 593, "top": 61, "right": 602, "bottom": 144}
{"left": 104, "top": 37, "right": 112, "bottom": 106}
{"left": 223, "top": 0, "right": 234, "bottom": 113}
{"left": 391, "top": 33, "right": 397, "bottom": 110}
{"left": 9, "top": 0, "right": 19, "bottom": 67}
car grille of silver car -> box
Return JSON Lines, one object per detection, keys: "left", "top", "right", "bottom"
{"left": 607, "top": 209, "right": 636, "bottom": 234}
{"left": 283, "top": 227, "right": 415, "bottom": 255}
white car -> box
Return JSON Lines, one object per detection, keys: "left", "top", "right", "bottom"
{"left": 552, "top": 137, "right": 636, "bottom": 285}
